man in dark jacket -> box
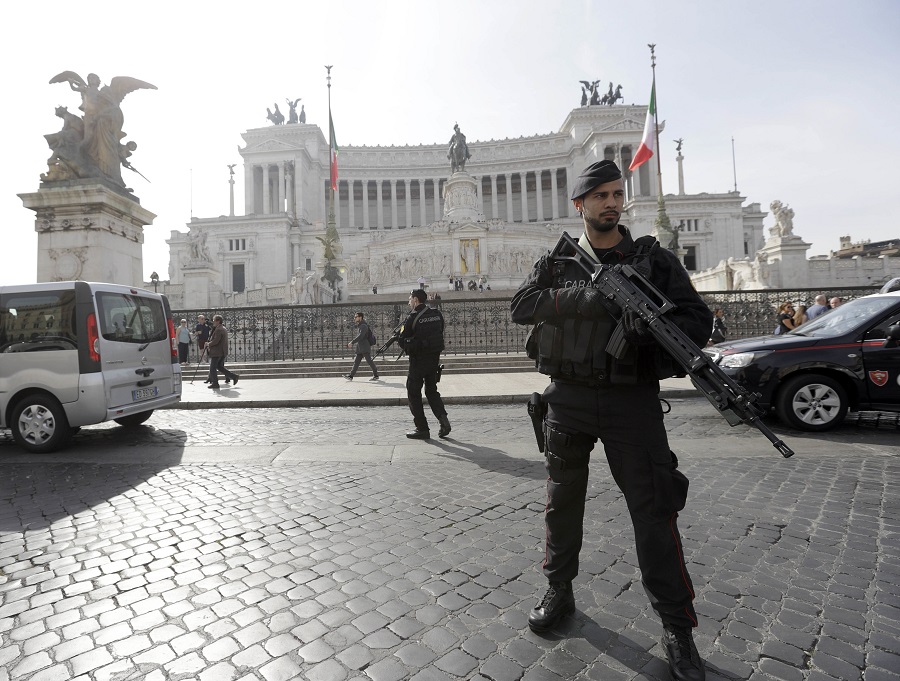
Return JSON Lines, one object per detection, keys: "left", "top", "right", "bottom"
{"left": 345, "top": 312, "right": 379, "bottom": 381}
{"left": 206, "top": 315, "right": 239, "bottom": 390}
{"left": 510, "top": 160, "right": 712, "bottom": 681}
{"left": 398, "top": 289, "right": 450, "bottom": 440}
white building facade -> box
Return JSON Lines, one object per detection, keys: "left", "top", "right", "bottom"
{"left": 163, "top": 105, "right": 770, "bottom": 308}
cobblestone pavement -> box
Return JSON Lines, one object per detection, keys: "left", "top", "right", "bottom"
{"left": 1, "top": 401, "right": 899, "bottom": 680}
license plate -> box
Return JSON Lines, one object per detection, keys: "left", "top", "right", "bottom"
{"left": 132, "top": 387, "right": 159, "bottom": 401}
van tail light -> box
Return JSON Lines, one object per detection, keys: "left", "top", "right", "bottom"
{"left": 87, "top": 312, "right": 100, "bottom": 361}
{"left": 167, "top": 317, "right": 178, "bottom": 357}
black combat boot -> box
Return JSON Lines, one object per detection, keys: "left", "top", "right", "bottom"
{"left": 528, "top": 581, "right": 575, "bottom": 633}
{"left": 406, "top": 428, "right": 430, "bottom": 439}
{"left": 662, "top": 623, "right": 705, "bottom": 681}
{"left": 438, "top": 415, "right": 451, "bottom": 438}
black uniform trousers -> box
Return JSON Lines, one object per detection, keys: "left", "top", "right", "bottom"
{"left": 406, "top": 352, "right": 446, "bottom": 430}
{"left": 542, "top": 378, "right": 697, "bottom": 629}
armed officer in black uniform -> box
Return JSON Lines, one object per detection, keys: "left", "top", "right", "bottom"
{"left": 399, "top": 289, "right": 451, "bottom": 440}
{"left": 511, "top": 160, "right": 712, "bottom": 681}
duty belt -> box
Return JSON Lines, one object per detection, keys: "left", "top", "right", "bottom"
{"left": 551, "top": 376, "right": 608, "bottom": 389}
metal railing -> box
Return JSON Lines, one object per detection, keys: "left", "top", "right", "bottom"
{"left": 176, "top": 297, "right": 529, "bottom": 362}
{"left": 174, "top": 286, "right": 880, "bottom": 362}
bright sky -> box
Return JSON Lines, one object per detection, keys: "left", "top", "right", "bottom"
{"left": 3, "top": 0, "right": 898, "bottom": 286}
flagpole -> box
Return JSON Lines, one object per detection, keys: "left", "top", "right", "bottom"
{"left": 650, "top": 45, "right": 663, "bottom": 198}
{"left": 647, "top": 44, "right": 678, "bottom": 254}
{"left": 731, "top": 136, "right": 738, "bottom": 192}
{"left": 325, "top": 65, "right": 335, "bottom": 229}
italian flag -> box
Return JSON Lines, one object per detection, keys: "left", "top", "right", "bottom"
{"left": 629, "top": 81, "right": 658, "bottom": 171}
{"left": 329, "top": 112, "right": 339, "bottom": 191}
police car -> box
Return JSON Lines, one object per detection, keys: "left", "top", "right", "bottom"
{"left": 705, "top": 282, "right": 900, "bottom": 431}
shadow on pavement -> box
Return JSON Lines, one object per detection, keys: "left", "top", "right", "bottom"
{"left": 424, "top": 437, "right": 545, "bottom": 480}
{"left": 0, "top": 425, "right": 187, "bottom": 532}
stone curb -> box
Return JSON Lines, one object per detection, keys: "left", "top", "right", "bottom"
{"left": 165, "top": 388, "right": 700, "bottom": 410}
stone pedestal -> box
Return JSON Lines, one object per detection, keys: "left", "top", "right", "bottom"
{"left": 182, "top": 264, "right": 219, "bottom": 308}
{"left": 442, "top": 172, "right": 485, "bottom": 224}
{"left": 756, "top": 235, "right": 812, "bottom": 289}
{"left": 19, "top": 183, "right": 155, "bottom": 285}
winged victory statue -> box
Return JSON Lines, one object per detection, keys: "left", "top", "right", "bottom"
{"left": 44, "top": 71, "right": 157, "bottom": 188}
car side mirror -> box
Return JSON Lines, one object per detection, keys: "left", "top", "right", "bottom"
{"left": 883, "top": 323, "right": 900, "bottom": 348}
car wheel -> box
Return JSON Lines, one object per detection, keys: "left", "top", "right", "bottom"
{"left": 114, "top": 410, "right": 154, "bottom": 427}
{"left": 11, "top": 395, "right": 72, "bottom": 453}
{"left": 776, "top": 374, "right": 848, "bottom": 431}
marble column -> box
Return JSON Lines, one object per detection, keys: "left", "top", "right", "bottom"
{"left": 262, "top": 164, "right": 271, "bottom": 215}
{"left": 535, "top": 170, "right": 544, "bottom": 222}
{"left": 419, "top": 179, "right": 427, "bottom": 226}
{"left": 284, "top": 164, "right": 293, "bottom": 217}
{"left": 347, "top": 179, "right": 356, "bottom": 227}
{"left": 550, "top": 169, "right": 559, "bottom": 219}
{"left": 390, "top": 179, "right": 398, "bottom": 229}
{"left": 376, "top": 180, "right": 384, "bottom": 229}
{"left": 433, "top": 178, "right": 441, "bottom": 220}
{"left": 563, "top": 168, "right": 573, "bottom": 217}
{"left": 520, "top": 171, "right": 529, "bottom": 223}
{"left": 362, "top": 179, "right": 370, "bottom": 229}
{"left": 505, "top": 174, "right": 514, "bottom": 222}
{"left": 277, "top": 163, "right": 285, "bottom": 213}
{"left": 490, "top": 175, "right": 499, "bottom": 220}
{"left": 404, "top": 179, "right": 412, "bottom": 228}
{"left": 334, "top": 180, "right": 342, "bottom": 227}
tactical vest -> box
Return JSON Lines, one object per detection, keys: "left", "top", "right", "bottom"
{"left": 404, "top": 306, "right": 445, "bottom": 356}
{"left": 526, "top": 236, "right": 658, "bottom": 385}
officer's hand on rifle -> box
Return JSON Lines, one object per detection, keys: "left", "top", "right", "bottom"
{"left": 555, "top": 287, "right": 620, "bottom": 319}
{"left": 621, "top": 308, "right": 655, "bottom": 345}
{"left": 532, "top": 255, "right": 555, "bottom": 287}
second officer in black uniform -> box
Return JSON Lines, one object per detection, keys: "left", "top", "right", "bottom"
{"left": 399, "top": 289, "right": 451, "bottom": 440}
{"left": 511, "top": 160, "right": 712, "bottom": 681}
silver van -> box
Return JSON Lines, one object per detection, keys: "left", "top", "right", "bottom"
{"left": 0, "top": 281, "right": 182, "bottom": 452}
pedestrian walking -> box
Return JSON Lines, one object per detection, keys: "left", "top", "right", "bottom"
{"left": 206, "top": 315, "right": 239, "bottom": 389}
{"left": 176, "top": 318, "right": 192, "bottom": 364}
{"left": 399, "top": 289, "right": 451, "bottom": 439}
{"left": 345, "top": 312, "right": 379, "bottom": 381}
{"left": 511, "top": 160, "right": 712, "bottom": 681}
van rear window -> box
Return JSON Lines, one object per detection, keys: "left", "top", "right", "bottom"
{"left": 0, "top": 290, "right": 77, "bottom": 352}
{"left": 97, "top": 293, "right": 168, "bottom": 344}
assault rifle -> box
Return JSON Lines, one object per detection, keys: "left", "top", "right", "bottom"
{"left": 373, "top": 325, "right": 404, "bottom": 360}
{"left": 550, "top": 232, "right": 794, "bottom": 458}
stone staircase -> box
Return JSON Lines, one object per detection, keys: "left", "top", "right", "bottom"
{"left": 182, "top": 353, "right": 535, "bottom": 381}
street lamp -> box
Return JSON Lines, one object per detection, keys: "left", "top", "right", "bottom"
{"left": 150, "top": 271, "right": 159, "bottom": 293}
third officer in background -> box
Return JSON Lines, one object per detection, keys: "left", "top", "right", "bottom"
{"left": 399, "top": 289, "right": 451, "bottom": 440}
{"left": 511, "top": 160, "right": 712, "bottom": 681}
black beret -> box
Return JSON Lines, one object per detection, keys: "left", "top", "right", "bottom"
{"left": 410, "top": 289, "right": 427, "bottom": 303}
{"left": 569, "top": 160, "right": 623, "bottom": 200}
